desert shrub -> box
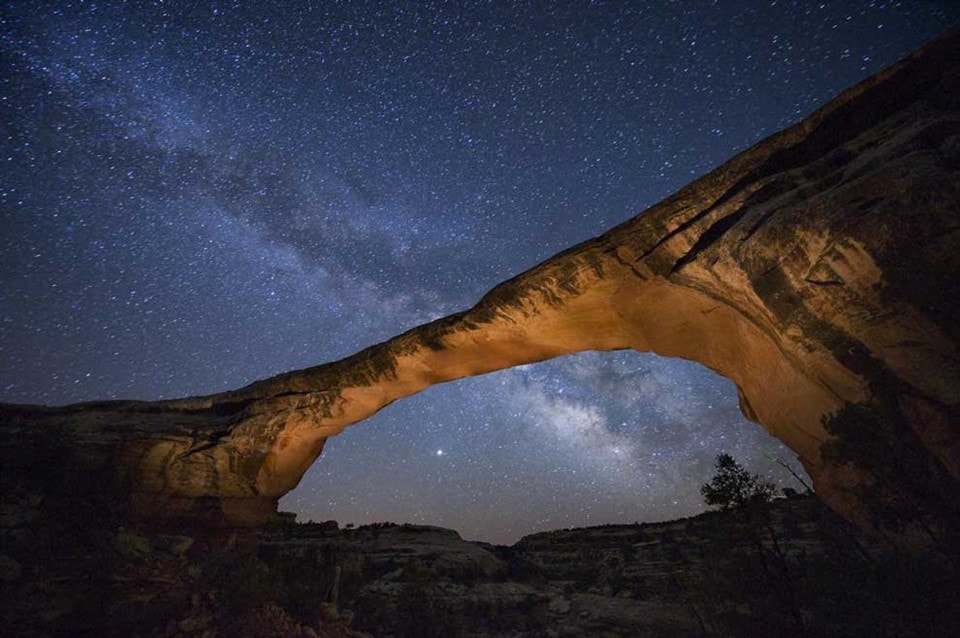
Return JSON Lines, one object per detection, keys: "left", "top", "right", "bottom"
{"left": 231, "top": 601, "right": 315, "bottom": 638}
{"left": 198, "top": 551, "right": 286, "bottom": 620}
{"left": 701, "top": 453, "right": 778, "bottom": 511}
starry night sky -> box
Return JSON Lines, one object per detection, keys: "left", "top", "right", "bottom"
{"left": 2, "top": 1, "right": 957, "bottom": 544}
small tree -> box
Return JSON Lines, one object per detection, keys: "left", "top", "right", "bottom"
{"left": 700, "top": 454, "right": 807, "bottom": 636}
{"left": 701, "top": 453, "right": 778, "bottom": 510}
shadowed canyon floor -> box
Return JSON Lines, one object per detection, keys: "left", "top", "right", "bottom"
{"left": 3, "top": 490, "right": 959, "bottom": 637}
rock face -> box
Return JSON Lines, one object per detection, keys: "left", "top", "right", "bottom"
{"left": 1, "top": 30, "right": 959, "bottom": 540}
{"left": 8, "top": 491, "right": 926, "bottom": 637}
{"left": 255, "top": 496, "right": 900, "bottom": 638}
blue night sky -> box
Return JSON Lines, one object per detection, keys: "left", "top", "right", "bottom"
{"left": 2, "top": 1, "right": 956, "bottom": 544}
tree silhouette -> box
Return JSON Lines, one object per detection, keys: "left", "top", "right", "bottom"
{"left": 701, "top": 453, "right": 778, "bottom": 510}
{"left": 701, "top": 454, "right": 807, "bottom": 636}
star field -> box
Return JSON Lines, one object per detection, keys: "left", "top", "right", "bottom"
{"left": 2, "top": 1, "right": 956, "bottom": 544}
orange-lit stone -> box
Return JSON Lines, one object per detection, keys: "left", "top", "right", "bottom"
{"left": 2, "top": 29, "right": 958, "bottom": 543}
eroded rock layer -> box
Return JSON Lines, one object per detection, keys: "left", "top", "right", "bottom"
{"left": 2, "top": 29, "right": 959, "bottom": 541}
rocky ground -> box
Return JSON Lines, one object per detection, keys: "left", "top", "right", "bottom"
{"left": 4, "top": 489, "right": 959, "bottom": 637}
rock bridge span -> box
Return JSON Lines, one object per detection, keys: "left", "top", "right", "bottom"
{"left": 3, "top": 30, "right": 959, "bottom": 544}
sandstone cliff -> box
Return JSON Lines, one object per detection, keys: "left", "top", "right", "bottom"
{"left": 1, "top": 29, "right": 958, "bottom": 542}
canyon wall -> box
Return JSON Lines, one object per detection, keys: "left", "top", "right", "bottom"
{"left": 2, "top": 30, "right": 958, "bottom": 543}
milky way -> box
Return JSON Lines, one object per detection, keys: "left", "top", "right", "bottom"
{"left": 2, "top": 1, "right": 956, "bottom": 544}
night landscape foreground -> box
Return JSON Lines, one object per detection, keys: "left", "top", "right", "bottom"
{"left": 3, "top": 11, "right": 960, "bottom": 638}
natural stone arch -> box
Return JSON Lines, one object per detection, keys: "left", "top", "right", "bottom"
{"left": 277, "top": 345, "right": 812, "bottom": 541}
{"left": 2, "top": 29, "right": 958, "bottom": 544}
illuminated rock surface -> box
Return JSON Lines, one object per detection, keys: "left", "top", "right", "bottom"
{"left": 1, "top": 30, "right": 958, "bottom": 539}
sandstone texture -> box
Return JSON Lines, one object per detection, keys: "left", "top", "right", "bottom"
{"left": 1, "top": 30, "right": 959, "bottom": 539}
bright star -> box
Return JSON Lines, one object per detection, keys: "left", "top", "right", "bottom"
{"left": 436, "top": 449, "right": 444, "bottom": 456}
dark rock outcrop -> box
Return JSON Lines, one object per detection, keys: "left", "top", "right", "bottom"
{"left": 6, "top": 488, "right": 958, "bottom": 637}
{"left": 1, "top": 30, "right": 959, "bottom": 542}
{"left": 253, "top": 495, "right": 957, "bottom": 638}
